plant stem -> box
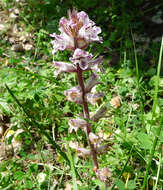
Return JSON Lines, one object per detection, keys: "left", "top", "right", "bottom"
{"left": 76, "top": 64, "right": 98, "bottom": 171}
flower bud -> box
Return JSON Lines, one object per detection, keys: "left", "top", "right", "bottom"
{"left": 90, "top": 105, "right": 107, "bottom": 122}
{"left": 85, "top": 73, "right": 100, "bottom": 93}
{"left": 87, "top": 92, "right": 105, "bottom": 105}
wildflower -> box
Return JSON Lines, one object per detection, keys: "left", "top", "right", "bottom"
{"left": 68, "top": 118, "right": 87, "bottom": 133}
{"left": 69, "top": 48, "right": 92, "bottom": 70}
{"left": 64, "top": 86, "right": 82, "bottom": 104}
{"left": 69, "top": 141, "right": 91, "bottom": 157}
{"left": 53, "top": 61, "right": 76, "bottom": 76}
{"left": 76, "top": 147, "right": 91, "bottom": 157}
{"left": 51, "top": 9, "right": 102, "bottom": 54}
{"left": 89, "top": 56, "right": 103, "bottom": 73}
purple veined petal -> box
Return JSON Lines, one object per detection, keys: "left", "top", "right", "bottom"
{"left": 53, "top": 62, "right": 77, "bottom": 76}
{"left": 79, "top": 61, "right": 88, "bottom": 70}
{"left": 78, "top": 23, "right": 102, "bottom": 44}
{"left": 77, "top": 11, "right": 95, "bottom": 27}
{"left": 64, "top": 86, "right": 83, "bottom": 104}
{"left": 51, "top": 31, "right": 75, "bottom": 54}
{"left": 70, "top": 48, "right": 93, "bottom": 63}
{"left": 70, "top": 49, "right": 93, "bottom": 70}
{"left": 85, "top": 73, "right": 100, "bottom": 93}
{"left": 87, "top": 92, "right": 105, "bottom": 105}
{"left": 77, "top": 11, "right": 88, "bottom": 20}
{"left": 68, "top": 118, "right": 87, "bottom": 133}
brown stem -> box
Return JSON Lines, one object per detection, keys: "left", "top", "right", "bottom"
{"left": 76, "top": 63, "right": 98, "bottom": 171}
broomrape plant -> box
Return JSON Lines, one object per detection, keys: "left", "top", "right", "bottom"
{"left": 51, "top": 9, "right": 110, "bottom": 181}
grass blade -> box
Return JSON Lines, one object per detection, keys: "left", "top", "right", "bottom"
{"left": 152, "top": 37, "right": 163, "bottom": 115}
{"left": 67, "top": 144, "right": 78, "bottom": 190}
{"left": 110, "top": 146, "right": 133, "bottom": 190}
{"left": 131, "top": 31, "right": 145, "bottom": 131}
{"left": 142, "top": 115, "right": 163, "bottom": 189}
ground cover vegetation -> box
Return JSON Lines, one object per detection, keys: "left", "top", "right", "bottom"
{"left": 0, "top": 0, "right": 163, "bottom": 189}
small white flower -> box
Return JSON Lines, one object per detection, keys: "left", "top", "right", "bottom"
{"left": 37, "top": 173, "right": 47, "bottom": 183}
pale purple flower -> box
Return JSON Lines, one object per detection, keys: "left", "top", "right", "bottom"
{"left": 87, "top": 92, "right": 105, "bottom": 105}
{"left": 70, "top": 48, "right": 92, "bottom": 70}
{"left": 68, "top": 118, "right": 87, "bottom": 133}
{"left": 78, "top": 11, "right": 102, "bottom": 43}
{"left": 76, "top": 147, "right": 91, "bottom": 157}
{"left": 53, "top": 61, "right": 76, "bottom": 76}
{"left": 51, "top": 9, "right": 102, "bottom": 54}
{"left": 69, "top": 141, "right": 91, "bottom": 157}
{"left": 89, "top": 132, "right": 99, "bottom": 144}
{"left": 64, "top": 86, "right": 82, "bottom": 104}
{"left": 51, "top": 33, "right": 74, "bottom": 54}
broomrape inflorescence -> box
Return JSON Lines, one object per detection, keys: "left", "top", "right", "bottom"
{"left": 51, "top": 8, "right": 110, "bottom": 181}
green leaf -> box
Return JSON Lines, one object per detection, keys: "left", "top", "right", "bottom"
{"left": 0, "top": 98, "right": 11, "bottom": 114}
{"left": 137, "top": 132, "right": 153, "bottom": 150}
{"left": 93, "top": 179, "right": 106, "bottom": 190}
{"left": 115, "top": 179, "right": 125, "bottom": 190}
{"left": 127, "top": 180, "right": 136, "bottom": 189}
{"left": 14, "top": 171, "right": 26, "bottom": 180}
